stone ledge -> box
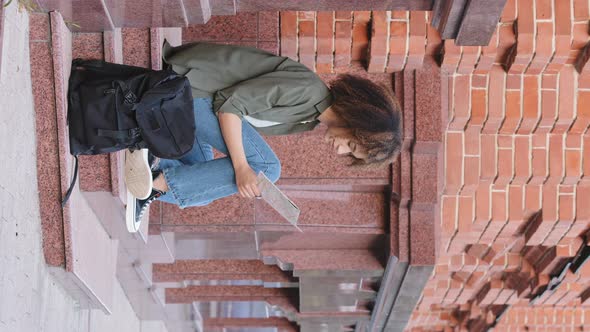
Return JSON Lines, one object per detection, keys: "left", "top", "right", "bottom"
{"left": 30, "top": 11, "right": 119, "bottom": 314}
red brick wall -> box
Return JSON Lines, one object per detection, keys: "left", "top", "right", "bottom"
{"left": 279, "top": 10, "right": 440, "bottom": 73}
{"left": 409, "top": 80, "right": 590, "bottom": 330}
{"left": 280, "top": 4, "right": 590, "bottom": 77}
{"left": 406, "top": 0, "right": 590, "bottom": 330}
{"left": 280, "top": 11, "right": 371, "bottom": 73}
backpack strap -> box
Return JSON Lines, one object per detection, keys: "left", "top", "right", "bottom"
{"left": 113, "top": 80, "right": 138, "bottom": 105}
{"left": 97, "top": 128, "right": 141, "bottom": 142}
{"left": 129, "top": 76, "right": 184, "bottom": 112}
{"left": 61, "top": 155, "right": 79, "bottom": 208}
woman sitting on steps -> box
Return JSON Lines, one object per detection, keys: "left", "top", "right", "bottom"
{"left": 123, "top": 41, "right": 403, "bottom": 233}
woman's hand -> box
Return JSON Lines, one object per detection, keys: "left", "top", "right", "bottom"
{"left": 235, "top": 164, "right": 261, "bottom": 199}
{"left": 217, "top": 112, "right": 261, "bottom": 199}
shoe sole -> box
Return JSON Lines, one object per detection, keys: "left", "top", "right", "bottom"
{"left": 126, "top": 190, "right": 140, "bottom": 233}
{"left": 124, "top": 149, "right": 153, "bottom": 199}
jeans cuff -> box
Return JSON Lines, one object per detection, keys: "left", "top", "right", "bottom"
{"left": 162, "top": 168, "right": 185, "bottom": 209}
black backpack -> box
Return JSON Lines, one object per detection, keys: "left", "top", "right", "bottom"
{"left": 62, "top": 59, "right": 195, "bottom": 206}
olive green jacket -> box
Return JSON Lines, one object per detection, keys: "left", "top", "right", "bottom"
{"left": 162, "top": 41, "right": 332, "bottom": 136}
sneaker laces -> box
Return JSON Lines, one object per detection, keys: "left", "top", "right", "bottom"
{"left": 137, "top": 190, "right": 164, "bottom": 222}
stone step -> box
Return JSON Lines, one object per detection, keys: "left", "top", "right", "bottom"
{"left": 141, "top": 231, "right": 176, "bottom": 264}
{"left": 75, "top": 26, "right": 183, "bottom": 316}
{"left": 34, "top": 1, "right": 188, "bottom": 31}
{"left": 71, "top": 28, "right": 148, "bottom": 240}
{"left": 103, "top": 29, "right": 126, "bottom": 204}
{"left": 184, "top": 0, "right": 212, "bottom": 25}
{"left": 34, "top": 9, "right": 184, "bottom": 328}
{"left": 68, "top": 29, "right": 123, "bottom": 205}
{"left": 211, "top": 0, "right": 237, "bottom": 16}
{"left": 31, "top": 11, "right": 119, "bottom": 314}
{"left": 75, "top": 26, "right": 181, "bottom": 242}
{"left": 72, "top": 31, "right": 113, "bottom": 194}
{"left": 33, "top": 0, "right": 229, "bottom": 32}
{"left": 65, "top": 28, "right": 156, "bottom": 244}
{"left": 116, "top": 247, "right": 184, "bottom": 325}
{"left": 134, "top": 260, "right": 154, "bottom": 285}
{"left": 141, "top": 320, "right": 171, "bottom": 332}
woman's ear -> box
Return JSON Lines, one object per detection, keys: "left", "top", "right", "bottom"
{"left": 318, "top": 107, "right": 348, "bottom": 127}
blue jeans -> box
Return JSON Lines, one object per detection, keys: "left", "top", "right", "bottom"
{"left": 155, "top": 98, "right": 281, "bottom": 208}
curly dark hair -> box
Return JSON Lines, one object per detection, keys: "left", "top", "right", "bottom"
{"left": 329, "top": 74, "right": 402, "bottom": 167}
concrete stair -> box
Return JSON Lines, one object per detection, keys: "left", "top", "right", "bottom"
{"left": 31, "top": 9, "right": 196, "bottom": 332}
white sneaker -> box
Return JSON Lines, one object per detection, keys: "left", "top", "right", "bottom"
{"left": 124, "top": 149, "right": 152, "bottom": 199}
{"left": 125, "top": 190, "right": 140, "bottom": 233}
{"left": 125, "top": 188, "right": 164, "bottom": 233}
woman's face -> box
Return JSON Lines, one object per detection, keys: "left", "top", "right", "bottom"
{"left": 324, "top": 127, "right": 368, "bottom": 160}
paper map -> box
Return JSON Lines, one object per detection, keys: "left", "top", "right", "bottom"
{"left": 256, "top": 172, "right": 302, "bottom": 232}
